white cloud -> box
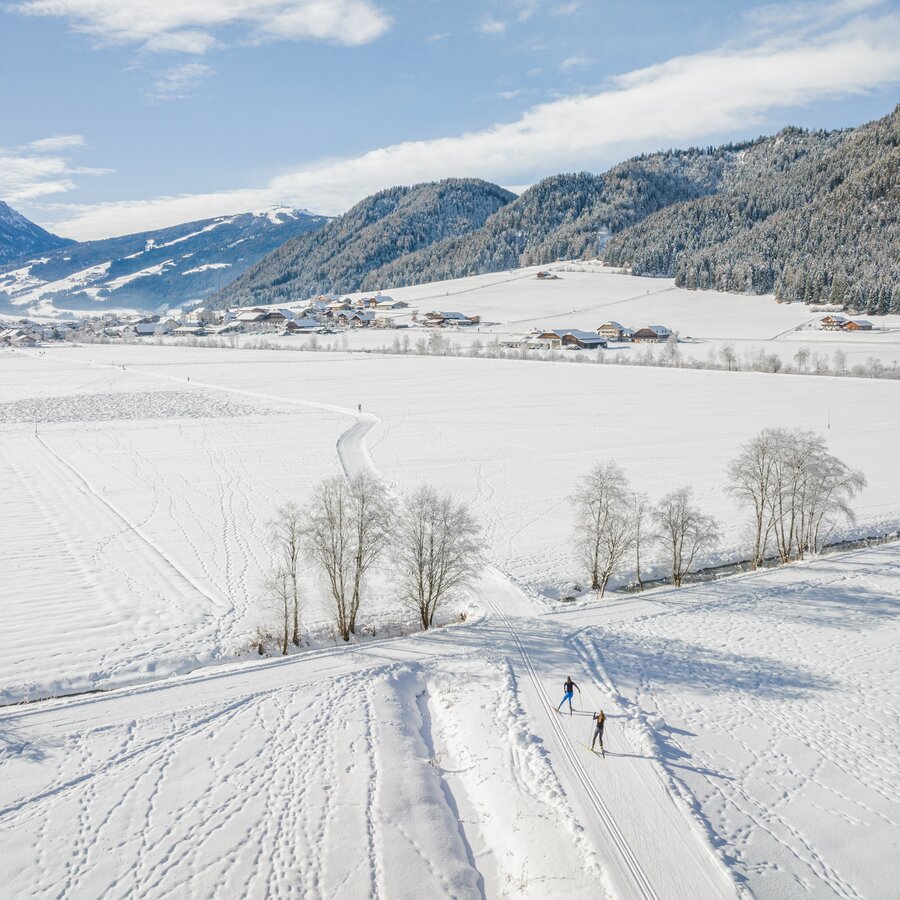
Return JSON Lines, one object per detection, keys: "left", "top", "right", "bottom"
{"left": 38, "top": 7, "right": 900, "bottom": 239}
{"left": 0, "top": 137, "right": 110, "bottom": 204}
{"left": 479, "top": 17, "right": 508, "bottom": 35}
{"left": 149, "top": 63, "right": 214, "bottom": 100}
{"left": 13, "top": 0, "right": 392, "bottom": 53}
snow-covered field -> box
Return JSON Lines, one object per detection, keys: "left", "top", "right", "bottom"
{"left": 1, "top": 335, "right": 898, "bottom": 898}
{"left": 244, "top": 265, "right": 900, "bottom": 369}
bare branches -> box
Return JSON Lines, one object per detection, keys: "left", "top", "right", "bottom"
{"left": 269, "top": 501, "right": 304, "bottom": 646}
{"left": 652, "top": 487, "right": 720, "bottom": 587}
{"left": 572, "top": 462, "right": 636, "bottom": 597}
{"left": 728, "top": 428, "right": 866, "bottom": 565}
{"left": 393, "top": 486, "right": 483, "bottom": 629}
{"left": 303, "top": 473, "right": 392, "bottom": 642}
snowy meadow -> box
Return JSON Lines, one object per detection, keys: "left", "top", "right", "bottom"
{"left": 1, "top": 282, "right": 898, "bottom": 899}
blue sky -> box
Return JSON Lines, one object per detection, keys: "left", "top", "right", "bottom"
{"left": 1, "top": 0, "right": 898, "bottom": 239}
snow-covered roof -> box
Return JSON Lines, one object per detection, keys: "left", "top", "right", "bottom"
{"left": 599, "top": 321, "right": 625, "bottom": 330}
{"left": 540, "top": 329, "right": 606, "bottom": 342}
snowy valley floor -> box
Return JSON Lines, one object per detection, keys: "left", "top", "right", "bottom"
{"left": 1, "top": 343, "right": 898, "bottom": 898}
{"left": 2, "top": 545, "right": 898, "bottom": 898}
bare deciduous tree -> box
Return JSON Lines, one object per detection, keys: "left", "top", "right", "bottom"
{"left": 393, "top": 486, "right": 483, "bottom": 629}
{"left": 731, "top": 429, "right": 869, "bottom": 564}
{"left": 653, "top": 487, "right": 719, "bottom": 587}
{"left": 269, "top": 501, "right": 304, "bottom": 646}
{"left": 304, "top": 473, "right": 392, "bottom": 641}
{"left": 264, "top": 567, "right": 293, "bottom": 656}
{"left": 726, "top": 429, "right": 781, "bottom": 567}
{"left": 573, "top": 462, "right": 635, "bottom": 597}
{"left": 631, "top": 492, "right": 650, "bottom": 591}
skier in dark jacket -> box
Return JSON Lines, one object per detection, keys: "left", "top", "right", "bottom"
{"left": 557, "top": 676, "right": 580, "bottom": 714}
{"left": 591, "top": 710, "right": 606, "bottom": 753}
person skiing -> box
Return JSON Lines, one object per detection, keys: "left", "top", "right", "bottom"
{"left": 591, "top": 710, "right": 606, "bottom": 754}
{"left": 557, "top": 676, "right": 580, "bottom": 714}
{"left": 357, "top": 403, "right": 362, "bottom": 413}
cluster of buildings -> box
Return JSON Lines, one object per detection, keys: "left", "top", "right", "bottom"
{"left": 819, "top": 315, "right": 874, "bottom": 332}
{"left": 501, "top": 322, "right": 674, "bottom": 351}
{"left": 0, "top": 291, "right": 486, "bottom": 348}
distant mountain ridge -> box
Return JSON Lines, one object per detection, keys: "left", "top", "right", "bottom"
{"left": 212, "top": 106, "right": 899, "bottom": 314}
{"left": 210, "top": 149, "right": 750, "bottom": 309}
{"left": 0, "top": 207, "right": 327, "bottom": 314}
{"left": 211, "top": 178, "right": 516, "bottom": 308}
{"left": 0, "top": 201, "right": 74, "bottom": 267}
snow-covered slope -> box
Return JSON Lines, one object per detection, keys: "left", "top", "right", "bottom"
{"left": 0, "top": 200, "right": 73, "bottom": 267}
{"left": 0, "top": 207, "right": 327, "bottom": 315}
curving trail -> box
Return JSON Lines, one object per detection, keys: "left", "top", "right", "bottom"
{"left": 324, "top": 387, "right": 736, "bottom": 900}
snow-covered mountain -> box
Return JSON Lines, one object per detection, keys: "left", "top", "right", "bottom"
{"left": 0, "top": 200, "right": 74, "bottom": 267}
{"left": 0, "top": 206, "right": 327, "bottom": 315}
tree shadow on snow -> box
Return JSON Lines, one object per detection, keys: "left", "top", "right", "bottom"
{"left": 0, "top": 719, "right": 46, "bottom": 763}
{"left": 583, "top": 630, "right": 838, "bottom": 701}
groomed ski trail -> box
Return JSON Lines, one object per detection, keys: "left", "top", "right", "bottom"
{"left": 330, "top": 394, "right": 736, "bottom": 900}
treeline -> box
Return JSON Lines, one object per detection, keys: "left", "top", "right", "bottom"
{"left": 259, "top": 475, "right": 483, "bottom": 654}
{"left": 603, "top": 106, "right": 900, "bottom": 313}
{"left": 573, "top": 429, "right": 866, "bottom": 596}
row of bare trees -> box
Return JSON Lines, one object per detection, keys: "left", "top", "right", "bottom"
{"left": 264, "top": 474, "right": 483, "bottom": 653}
{"left": 573, "top": 462, "right": 719, "bottom": 595}
{"left": 574, "top": 429, "right": 865, "bottom": 597}
{"left": 727, "top": 428, "right": 866, "bottom": 567}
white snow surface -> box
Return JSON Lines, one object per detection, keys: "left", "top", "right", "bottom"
{"left": 0, "top": 340, "right": 898, "bottom": 899}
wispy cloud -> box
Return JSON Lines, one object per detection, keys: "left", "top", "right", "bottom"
{"left": 560, "top": 54, "right": 592, "bottom": 72}
{"left": 148, "top": 63, "right": 214, "bottom": 101}
{"left": 39, "top": 5, "right": 900, "bottom": 239}
{"left": 13, "top": 0, "right": 392, "bottom": 53}
{"left": 27, "top": 134, "right": 86, "bottom": 153}
{"left": 0, "top": 136, "right": 110, "bottom": 204}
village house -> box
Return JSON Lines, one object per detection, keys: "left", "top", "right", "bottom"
{"left": 532, "top": 329, "right": 607, "bottom": 350}
{"left": 424, "top": 311, "right": 480, "bottom": 327}
{"left": 375, "top": 297, "right": 408, "bottom": 310}
{"left": 535, "top": 271, "right": 559, "bottom": 280}
{"left": 336, "top": 311, "right": 376, "bottom": 328}
{"left": 597, "top": 321, "right": 635, "bottom": 342}
{"left": 0, "top": 327, "right": 39, "bottom": 347}
{"left": 842, "top": 319, "right": 874, "bottom": 331}
{"left": 820, "top": 314, "right": 848, "bottom": 330}
{"left": 133, "top": 317, "right": 177, "bottom": 336}
{"left": 631, "top": 325, "right": 673, "bottom": 343}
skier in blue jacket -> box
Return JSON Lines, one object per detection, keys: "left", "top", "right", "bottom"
{"left": 557, "top": 676, "right": 580, "bottom": 714}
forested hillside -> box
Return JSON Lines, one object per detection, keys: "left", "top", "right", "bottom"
{"left": 214, "top": 179, "right": 515, "bottom": 308}
{"left": 603, "top": 106, "right": 900, "bottom": 313}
